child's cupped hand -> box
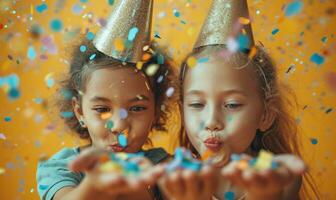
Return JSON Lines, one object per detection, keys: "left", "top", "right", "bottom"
{"left": 159, "top": 165, "right": 219, "bottom": 200}
{"left": 221, "top": 154, "right": 306, "bottom": 199}
{"left": 68, "top": 147, "right": 165, "bottom": 198}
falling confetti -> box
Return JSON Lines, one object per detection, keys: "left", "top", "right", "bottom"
{"left": 119, "top": 108, "right": 128, "bottom": 119}
{"left": 166, "top": 87, "right": 175, "bottom": 97}
{"left": 108, "top": 0, "right": 115, "bottom": 6}
{"left": 89, "top": 54, "right": 96, "bottom": 60}
{"left": 146, "top": 64, "right": 159, "bottom": 76}
{"left": 80, "top": 45, "right": 87, "bottom": 52}
{"left": 27, "top": 46, "right": 36, "bottom": 60}
{"left": 224, "top": 191, "right": 235, "bottom": 200}
{"left": 105, "top": 120, "right": 114, "bottom": 129}
{"left": 36, "top": 3, "right": 48, "bottom": 13}
{"left": 0, "top": 133, "right": 6, "bottom": 140}
{"left": 86, "top": 32, "right": 95, "bottom": 40}
{"left": 187, "top": 56, "right": 197, "bottom": 68}
{"left": 197, "top": 57, "right": 209, "bottom": 63}
{"left": 285, "top": 1, "right": 303, "bottom": 17}
{"left": 157, "top": 54, "right": 164, "bottom": 64}
{"left": 45, "top": 73, "right": 55, "bottom": 88}
{"left": 50, "top": 19, "right": 63, "bottom": 32}
{"left": 60, "top": 111, "right": 74, "bottom": 118}
{"left": 118, "top": 134, "right": 127, "bottom": 147}
{"left": 72, "top": 4, "right": 83, "bottom": 15}
{"left": 128, "top": 27, "right": 139, "bottom": 41}
{"left": 272, "top": 28, "right": 280, "bottom": 35}
{"left": 173, "top": 9, "right": 181, "bottom": 17}
{"left": 114, "top": 38, "right": 124, "bottom": 51}
{"left": 310, "top": 138, "right": 318, "bottom": 145}
{"left": 0, "top": 168, "right": 5, "bottom": 175}
{"left": 310, "top": 53, "right": 325, "bottom": 65}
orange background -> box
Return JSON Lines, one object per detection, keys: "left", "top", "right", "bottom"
{"left": 0, "top": 0, "right": 335, "bottom": 199}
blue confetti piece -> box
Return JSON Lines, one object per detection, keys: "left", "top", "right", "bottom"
{"left": 8, "top": 88, "right": 20, "bottom": 100}
{"left": 128, "top": 27, "right": 139, "bottom": 41}
{"left": 39, "top": 185, "right": 49, "bottom": 190}
{"left": 230, "top": 154, "right": 241, "bottom": 161}
{"left": 61, "top": 89, "right": 73, "bottom": 100}
{"left": 27, "top": 46, "right": 36, "bottom": 60}
{"left": 36, "top": 3, "right": 48, "bottom": 13}
{"left": 197, "top": 57, "right": 209, "bottom": 63}
{"left": 60, "top": 111, "right": 74, "bottom": 118}
{"left": 237, "top": 34, "right": 250, "bottom": 50}
{"left": 89, "top": 53, "right": 96, "bottom": 60}
{"left": 118, "top": 134, "right": 127, "bottom": 147}
{"left": 157, "top": 75, "right": 163, "bottom": 83}
{"left": 34, "top": 98, "right": 43, "bottom": 104}
{"left": 321, "top": 36, "right": 327, "bottom": 43}
{"left": 86, "top": 32, "right": 95, "bottom": 40}
{"left": 285, "top": 1, "right": 303, "bottom": 17}
{"left": 119, "top": 108, "right": 128, "bottom": 119}
{"left": 50, "top": 19, "right": 63, "bottom": 32}
{"left": 7, "top": 74, "right": 20, "bottom": 88}
{"left": 4, "top": 116, "right": 12, "bottom": 122}
{"left": 72, "top": 4, "right": 83, "bottom": 15}
{"left": 157, "top": 54, "right": 164, "bottom": 64}
{"left": 46, "top": 78, "right": 54, "bottom": 88}
{"left": 272, "top": 28, "right": 279, "bottom": 35}
{"left": 105, "top": 120, "right": 114, "bottom": 130}
{"left": 224, "top": 191, "right": 235, "bottom": 200}
{"left": 80, "top": 45, "right": 87, "bottom": 52}
{"left": 310, "top": 53, "right": 325, "bottom": 65}
{"left": 80, "top": 0, "right": 88, "bottom": 3}
{"left": 108, "top": 0, "right": 115, "bottom": 6}
{"left": 310, "top": 138, "right": 318, "bottom": 145}
{"left": 173, "top": 9, "right": 180, "bottom": 17}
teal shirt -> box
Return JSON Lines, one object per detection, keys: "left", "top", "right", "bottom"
{"left": 36, "top": 147, "right": 169, "bottom": 200}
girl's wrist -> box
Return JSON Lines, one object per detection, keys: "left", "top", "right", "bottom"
{"left": 79, "top": 175, "right": 117, "bottom": 200}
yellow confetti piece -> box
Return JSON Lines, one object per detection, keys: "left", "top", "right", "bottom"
{"left": 248, "top": 46, "right": 257, "bottom": 59}
{"left": 187, "top": 27, "right": 195, "bottom": 36}
{"left": 145, "top": 64, "right": 159, "bottom": 76}
{"left": 236, "top": 159, "right": 249, "bottom": 170}
{"left": 101, "top": 112, "right": 112, "bottom": 120}
{"left": 99, "top": 154, "right": 110, "bottom": 163}
{"left": 187, "top": 56, "right": 197, "bottom": 68}
{"left": 254, "top": 150, "right": 273, "bottom": 170}
{"left": 136, "top": 61, "right": 143, "bottom": 70}
{"left": 0, "top": 168, "right": 5, "bottom": 175}
{"left": 114, "top": 38, "right": 124, "bottom": 51}
{"left": 100, "top": 161, "right": 123, "bottom": 172}
{"left": 239, "top": 17, "right": 250, "bottom": 25}
{"left": 30, "top": 4, "right": 34, "bottom": 15}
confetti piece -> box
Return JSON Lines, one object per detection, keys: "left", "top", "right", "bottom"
{"left": 114, "top": 38, "right": 124, "bottom": 51}
{"left": 89, "top": 53, "right": 96, "bottom": 60}
{"left": 72, "top": 4, "right": 83, "bottom": 15}
{"left": 108, "top": 0, "right": 115, "bottom": 6}
{"left": 119, "top": 108, "right": 128, "bottom": 119}
{"left": 173, "top": 9, "right": 181, "bottom": 17}
{"left": 272, "top": 28, "right": 279, "bottom": 35}
{"left": 197, "top": 57, "right": 209, "bottom": 63}
{"left": 0, "top": 168, "right": 5, "bottom": 175}
{"left": 248, "top": 46, "right": 257, "bottom": 59}
{"left": 310, "top": 53, "right": 325, "bottom": 65}
{"left": 105, "top": 120, "right": 114, "bottom": 129}
{"left": 146, "top": 64, "right": 159, "bottom": 76}
{"left": 201, "top": 149, "right": 214, "bottom": 161}
{"left": 60, "top": 111, "right": 74, "bottom": 118}
{"left": 187, "top": 56, "right": 197, "bottom": 68}
{"left": 237, "top": 34, "right": 250, "bottom": 51}
{"left": 136, "top": 62, "right": 143, "bottom": 70}
{"left": 325, "top": 108, "right": 333, "bottom": 114}
{"left": 36, "top": 3, "right": 48, "bottom": 13}
{"left": 86, "top": 32, "right": 95, "bottom": 40}
{"left": 224, "top": 191, "right": 235, "bottom": 200}
{"left": 142, "top": 53, "right": 152, "bottom": 61}
{"left": 254, "top": 150, "right": 273, "bottom": 170}
{"left": 166, "top": 87, "right": 175, "bottom": 97}
{"left": 227, "top": 37, "right": 239, "bottom": 53}
{"left": 157, "top": 54, "right": 164, "bottom": 64}
{"left": 238, "top": 17, "right": 250, "bottom": 25}
{"left": 80, "top": 45, "right": 87, "bottom": 52}
{"left": 166, "top": 148, "right": 202, "bottom": 172}
{"left": 8, "top": 88, "right": 20, "bottom": 100}
{"left": 45, "top": 73, "right": 55, "bottom": 88}
{"left": 157, "top": 75, "right": 163, "bottom": 83}
{"left": 101, "top": 112, "right": 112, "bottom": 120}
{"left": 118, "top": 134, "right": 127, "bottom": 147}
{"left": 310, "top": 138, "right": 318, "bottom": 145}
{"left": 128, "top": 27, "right": 139, "bottom": 41}
{"left": 27, "top": 46, "right": 36, "bottom": 60}
{"left": 0, "top": 133, "right": 6, "bottom": 140}
{"left": 285, "top": 0, "right": 303, "bottom": 17}
{"left": 321, "top": 36, "right": 327, "bottom": 43}
{"left": 4, "top": 116, "right": 12, "bottom": 122}
{"left": 325, "top": 71, "right": 336, "bottom": 92}
{"left": 50, "top": 19, "right": 63, "bottom": 32}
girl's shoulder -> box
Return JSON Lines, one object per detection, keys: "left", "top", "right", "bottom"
{"left": 47, "top": 147, "right": 80, "bottom": 161}
{"left": 142, "top": 147, "right": 171, "bottom": 165}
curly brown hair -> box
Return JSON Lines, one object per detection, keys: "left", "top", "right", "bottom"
{"left": 56, "top": 36, "right": 177, "bottom": 141}
{"left": 179, "top": 44, "right": 319, "bottom": 199}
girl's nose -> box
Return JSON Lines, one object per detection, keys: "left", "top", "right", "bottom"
{"left": 204, "top": 106, "right": 224, "bottom": 132}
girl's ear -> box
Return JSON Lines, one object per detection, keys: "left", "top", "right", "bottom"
{"left": 259, "top": 101, "right": 277, "bottom": 132}
{"left": 72, "top": 97, "right": 86, "bottom": 126}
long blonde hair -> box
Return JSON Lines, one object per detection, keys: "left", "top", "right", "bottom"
{"left": 179, "top": 45, "right": 319, "bottom": 199}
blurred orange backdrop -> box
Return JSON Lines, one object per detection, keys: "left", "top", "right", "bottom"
{"left": 0, "top": 0, "right": 335, "bottom": 199}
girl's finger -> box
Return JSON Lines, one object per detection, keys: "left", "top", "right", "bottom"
{"left": 273, "top": 155, "right": 306, "bottom": 175}
{"left": 69, "top": 147, "right": 107, "bottom": 172}
{"left": 201, "top": 166, "right": 218, "bottom": 197}
{"left": 183, "top": 170, "right": 200, "bottom": 198}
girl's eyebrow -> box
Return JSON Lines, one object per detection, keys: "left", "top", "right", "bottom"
{"left": 90, "top": 96, "right": 111, "bottom": 103}
{"left": 186, "top": 89, "right": 247, "bottom": 96}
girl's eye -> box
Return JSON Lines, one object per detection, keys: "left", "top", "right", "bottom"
{"left": 224, "top": 103, "right": 242, "bottom": 110}
{"left": 188, "top": 103, "right": 204, "bottom": 109}
{"left": 129, "top": 106, "right": 147, "bottom": 112}
{"left": 93, "top": 107, "right": 111, "bottom": 113}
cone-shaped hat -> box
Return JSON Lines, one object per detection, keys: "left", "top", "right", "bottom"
{"left": 93, "top": 0, "right": 153, "bottom": 63}
{"left": 194, "top": 0, "right": 254, "bottom": 50}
